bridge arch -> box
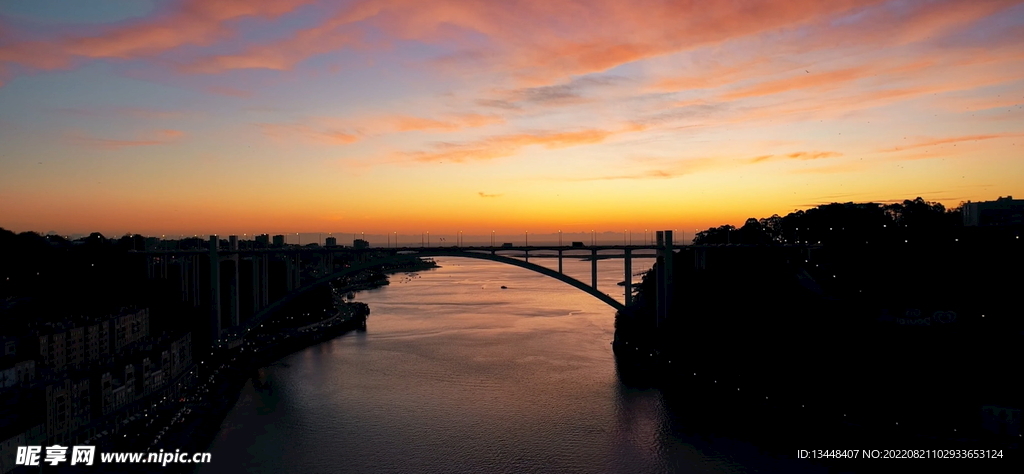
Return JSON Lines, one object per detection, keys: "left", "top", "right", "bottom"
{"left": 246, "top": 250, "right": 624, "bottom": 329}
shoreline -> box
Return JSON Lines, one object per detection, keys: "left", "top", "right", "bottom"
{"left": 117, "top": 260, "right": 441, "bottom": 473}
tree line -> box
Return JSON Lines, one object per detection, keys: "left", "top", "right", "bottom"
{"left": 693, "top": 197, "right": 961, "bottom": 245}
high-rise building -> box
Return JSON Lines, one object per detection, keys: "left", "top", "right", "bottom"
{"left": 272, "top": 235, "right": 286, "bottom": 247}
{"left": 325, "top": 237, "right": 337, "bottom": 247}
{"left": 963, "top": 196, "right": 1024, "bottom": 226}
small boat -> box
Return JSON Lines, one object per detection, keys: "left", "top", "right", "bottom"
{"left": 500, "top": 285, "right": 508, "bottom": 289}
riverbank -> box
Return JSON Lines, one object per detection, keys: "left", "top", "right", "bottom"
{"left": 612, "top": 260, "right": 1022, "bottom": 471}
{"left": 108, "top": 260, "right": 439, "bottom": 473}
{"left": 614, "top": 349, "right": 1020, "bottom": 472}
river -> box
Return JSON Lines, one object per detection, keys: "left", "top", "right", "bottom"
{"left": 196, "top": 256, "right": 826, "bottom": 473}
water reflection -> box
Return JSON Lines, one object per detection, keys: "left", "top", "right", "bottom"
{"left": 198, "top": 258, "right": 825, "bottom": 474}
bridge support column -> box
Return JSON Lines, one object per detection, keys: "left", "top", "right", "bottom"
{"left": 209, "top": 236, "right": 222, "bottom": 343}
{"left": 251, "top": 256, "right": 262, "bottom": 314}
{"left": 261, "top": 255, "right": 269, "bottom": 308}
{"left": 178, "top": 256, "right": 189, "bottom": 302}
{"left": 228, "top": 254, "right": 240, "bottom": 328}
{"left": 624, "top": 248, "right": 632, "bottom": 305}
{"left": 284, "top": 254, "right": 295, "bottom": 292}
{"left": 591, "top": 249, "right": 598, "bottom": 289}
{"left": 664, "top": 230, "right": 674, "bottom": 319}
{"left": 558, "top": 250, "right": 563, "bottom": 274}
{"left": 191, "top": 255, "right": 201, "bottom": 307}
{"left": 656, "top": 232, "right": 665, "bottom": 326}
{"left": 180, "top": 255, "right": 200, "bottom": 306}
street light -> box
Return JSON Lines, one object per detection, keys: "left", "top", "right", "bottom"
{"left": 525, "top": 230, "right": 528, "bottom": 246}
{"left": 559, "top": 230, "right": 562, "bottom": 247}
{"left": 491, "top": 230, "right": 495, "bottom": 247}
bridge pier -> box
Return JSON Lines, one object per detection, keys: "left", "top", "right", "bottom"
{"left": 284, "top": 253, "right": 296, "bottom": 292}
{"left": 227, "top": 254, "right": 240, "bottom": 329}
{"left": 209, "top": 236, "right": 222, "bottom": 342}
{"left": 655, "top": 231, "right": 674, "bottom": 326}
{"left": 250, "top": 256, "right": 262, "bottom": 314}
{"left": 177, "top": 256, "right": 187, "bottom": 301}
{"left": 591, "top": 249, "right": 598, "bottom": 289}
{"left": 664, "top": 230, "right": 673, "bottom": 319}
{"left": 261, "top": 254, "right": 269, "bottom": 308}
{"left": 180, "top": 255, "right": 200, "bottom": 306}
{"left": 558, "top": 249, "right": 562, "bottom": 274}
{"left": 624, "top": 248, "right": 632, "bottom": 305}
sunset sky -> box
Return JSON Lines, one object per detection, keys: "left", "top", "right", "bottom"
{"left": 1, "top": 0, "right": 1023, "bottom": 240}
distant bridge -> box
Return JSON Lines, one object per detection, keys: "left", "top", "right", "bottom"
{"left": 139, "top": 232, "right": 820, "bottom": 345}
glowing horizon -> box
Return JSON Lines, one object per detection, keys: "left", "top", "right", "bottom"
{"left": 2, "top": 0, "right": 1023, "bottom": 237}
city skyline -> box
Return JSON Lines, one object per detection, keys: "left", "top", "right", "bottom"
{"left": 2, "top": 0, "right": 1023, "bottom": 235}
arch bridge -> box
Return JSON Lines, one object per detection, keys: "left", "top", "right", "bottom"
{"left": 140, "top": 231, "right": 814, "bottom": 344}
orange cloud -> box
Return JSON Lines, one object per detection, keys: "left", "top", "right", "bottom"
{"left": 879, "top": 134, "right": 1022, "bottom": 153}
{"left": 259, "top": 123, "right": 359, "bottom": 145}
{"left": 787, "top": 151, "right": 843, "bottom": 160}
{"left": 568, "top": 157, "right": 717, "bottom": 181}
{"left": 390, "top": 113, "right": 504, "bottom": 132}
{"left": 69, "top": 129, "right": 185, "bottom": 149}
{"left": 747, "top": 151, "right": 842, "bottom": 164}
{"left": 400, "top": 125, "right": 643, "bottom": 163}
{"left": 702, "top": 47, "right": 1024, "bottom": 128}
{"left": 723, "top": 67, "right": 871, "bottom": 100}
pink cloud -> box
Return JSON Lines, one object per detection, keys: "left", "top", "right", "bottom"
{"left": 0, "top": 0, "right": 316, "bottom": 71}
{"left": 206, "top": 86, "right": 253, "bottom": 98}
{"left": 169, "top": 0, "right": 888, "bottom": 78}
